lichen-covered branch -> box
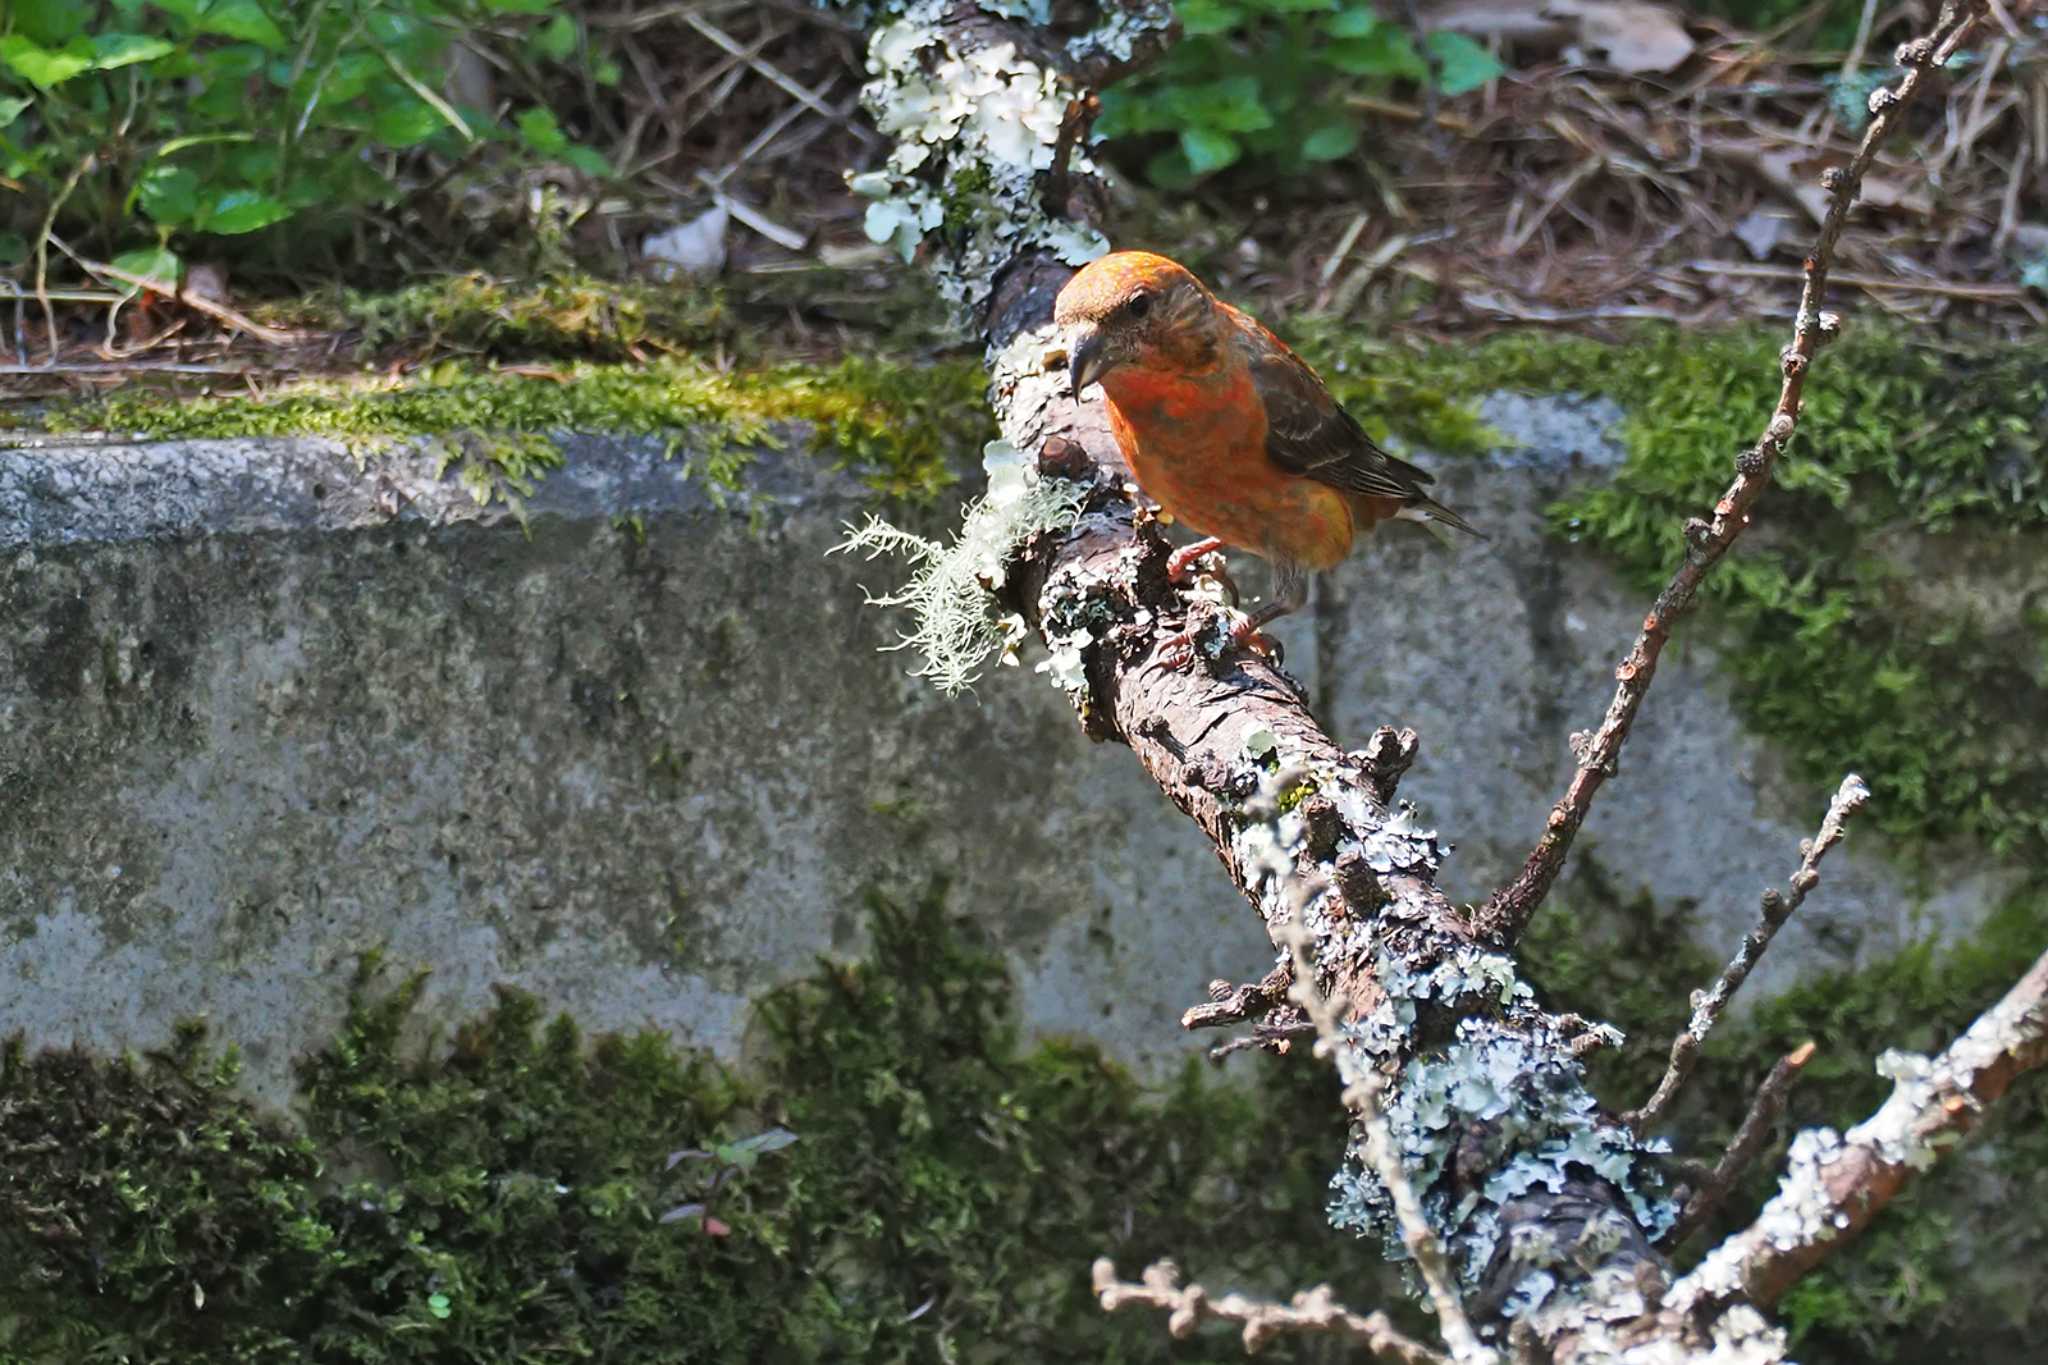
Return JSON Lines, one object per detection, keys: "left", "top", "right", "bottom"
{"left": 1627, "top": 775, "right": 1868, "bottom": 1135}
{"left": 1664, "top": 1042, "right": 1817, "bottom": 1250}
{"left": 1672, "top": 948, "right": 2048, "bottom": 1311}
{"left": 844, "top": 2, "right": 2014, "bottom": 1361}
{"left": 1476, "top": 1, "right": 1987, "bottom": 943}
{"left": 1091, "top": 1257, "right": 1451, "bottom": 1364}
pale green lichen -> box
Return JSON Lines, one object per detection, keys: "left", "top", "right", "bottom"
{"left": 848, "top": 0, "right": 1112, "bottom": 318}
{"left": 833, "top": 438, "right": 1087, "bottom": 693}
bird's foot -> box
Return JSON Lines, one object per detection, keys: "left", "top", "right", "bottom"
{"left": 1228, "top": 614, "right": 1284, "bottom": 666}
{"left": 1165, "top": 536, "right": 1226, "bottom": 586}
{"left": 1156, "top": 603, "right": 1284, "bottom": 671}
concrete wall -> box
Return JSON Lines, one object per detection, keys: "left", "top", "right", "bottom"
{"left": 0, "top": 400, "right": 2015, "bottom": 1103}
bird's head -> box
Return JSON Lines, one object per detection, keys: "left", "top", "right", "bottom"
{"left": 1053, "top": 251, "right": 1219, "bottom": 399}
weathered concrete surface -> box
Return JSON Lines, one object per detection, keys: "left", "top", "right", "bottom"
{"left": 0, "top": 402, "right": 2019, "bottom": 1103}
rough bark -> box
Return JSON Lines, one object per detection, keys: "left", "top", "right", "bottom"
{"left": 848, "top": 3, "right": 2040, "bottom": 1361}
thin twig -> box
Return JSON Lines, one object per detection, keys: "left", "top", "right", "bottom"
{"left": 1092, "top": 1258, "right": 1451, "bottom": 1363}
{"left": 1475, "top": 1, "right": 1986, "bottom": 945}
{"left": 51, "top": 235, "right": 305, "bottom": 348}
{"left": 1688, "top": 259, "right": 2030, "bottom": 299}
{"left": 1673, "top": 944, "right": 2048, "bottom": 1310}
{"left": 1181, "top": 965, "right": 1292, "bottom": 1032}
{"left": 1275, "top": 910, "right": 1492, "bottom": 1363}
{"left": 1663, "top": 1041, "right": 1817, "bottom": 1248}
{"left": 1627, "top": 775, "right": 1869, "bottom": 1135}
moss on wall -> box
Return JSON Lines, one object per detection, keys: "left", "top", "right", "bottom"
{"left": 0, "top": 887, "right": 1407, "bottom": 1363}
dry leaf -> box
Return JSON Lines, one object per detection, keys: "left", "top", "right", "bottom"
{"left": 1548, "top": 1, "right": 1695, "bottom": 75}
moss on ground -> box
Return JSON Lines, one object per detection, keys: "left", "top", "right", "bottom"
{"left": 0, "top": 888, "right": 1405, "bottom": 1364}
{"left": 43, "top": 351, "right": 991, "bottom": 510}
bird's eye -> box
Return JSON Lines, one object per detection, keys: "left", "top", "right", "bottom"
{"left": 1127, "top": 292, "right": 1152, "bottom": 319}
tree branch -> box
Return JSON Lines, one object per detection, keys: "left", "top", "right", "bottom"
{"left": 847, "top": 1, "right": 2003, "bottom": 1359}
{"left": 1672, "top": 947, "right": 2048, "bottom": 1311}
{"left": 1092, "top": 1257, "right": 1451, "bottom": 1364}
{"left": 1663, "top": 1041, "right": 1816, "bottom": 1249}
{"left": 1626, "top": 776, "right": 1869, "bottom": 1136}
{"left": 1475, "top": 1, "right": 1987, "bottom": 943}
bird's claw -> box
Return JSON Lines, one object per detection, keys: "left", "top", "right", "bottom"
{"left": 1156, "top": 607, "right": 1283, "bottom": 671}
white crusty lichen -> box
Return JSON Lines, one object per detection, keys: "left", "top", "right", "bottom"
{"left": 1328, "top": 969, "right": 1674, "bottom": 1294}
{"left": 847, "top": 0, "right": 1111, "bottom": 316}
{"left": 833, "top": 437, "right": 1085, "bottom": 694}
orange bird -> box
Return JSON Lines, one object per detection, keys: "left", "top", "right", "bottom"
{"left": 1054, "top": 250, "right": 1478, "bottom": 657}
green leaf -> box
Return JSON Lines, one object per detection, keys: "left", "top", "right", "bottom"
{"left": 10, "top": 0, "right": 88, "bottom": 44}
{"left": 528, "top": 14, "right": 579, "bottom": 63}
{"left": 0, "top": 35, "right": 96, "bottom": 89}
{"left": 90, "top": 33, "right": 176, "bottom": 71}
{"left": 426, "top": 1292, "right": 452, "bottom": 1320}
{"left": 196, "top": 1, "right": 289, "bottom": 51}
{"left": 0, "top": 96, "right": 30, "bottom": 130}
{"left": 1176, "top": 76, "right": 1274, "bottom": 133}
{"left": 0, "top": 231, "right": 28, "bottom": 267}
{"left": 371, "top": 100, "right": 444, "bottom": 148}
{"left": 1426, "top": 31, "right": 1504, "bottom": 96}
{"left": 1326, "top": 6, "right": 1381, "bottom": 38}
{"left": 137, "top": 164, "right": 201, "bottom": 225}
{"left": 1326, "top": 29, "right": 1426, "bottom": 79}
{"left": 1300, "top": 122, "right": 1359, "bottom": 161}
{"left": 1176, "top": 0, "right": 1244, "bottom": 36}
{"left": 563, "top": 145, "right": 611, "bottom": 178}
{"left": 483, "top": 0, "right": 555, "bottom": 10}
{"left": 109, "top": 246, "right": 182, "bottom": 291}
{"left": 1179, "top": 126, "right": 1241, "bottom": 175}
{"left": 197, "top": 188, "right": 292, "bottom": 234}
{"left": 515, "top": 106, "right": 569, "bottom": 155}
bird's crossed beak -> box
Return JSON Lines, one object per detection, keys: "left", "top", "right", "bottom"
{"left": 1067, "top": 325, "right": 1112, "bottom": 400}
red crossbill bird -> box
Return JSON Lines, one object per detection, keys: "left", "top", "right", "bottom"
{"left": 1053, "top": 250, "right": 1478, "bottom": 660}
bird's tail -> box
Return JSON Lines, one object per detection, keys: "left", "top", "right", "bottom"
{"left": 1399, "top": 497, "right": 1486, "bottom": 544}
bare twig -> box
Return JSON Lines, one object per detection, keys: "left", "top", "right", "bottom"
{"left": 1627, "top": 775, "right": 1870, "bottom": 1135}
{"left": 1274, "top": 903, "right": 1492, "bottom": 1363}
{"left": 1092, "top": 1258, "right": 1451, "bottom": 1364}
{"left": 1181, "top": 965, "right": 1292, "bottom": 1032}
{"left": 1475, "top": 2, "right": 1986, "bottom": 944}
{"left": 1664, "top": 1040, "right": 1817, "bottom": 1248}
{"left": 1690, "top": 259, "right": 2031, "bottom": 299}
{"left": 1673, "top": 945, "right": 2048, "bottom": 1310}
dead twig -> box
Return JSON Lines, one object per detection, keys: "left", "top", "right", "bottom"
{"left": 1474, "top": 2, "right": 1986, "bottom": 945}
{"left": 1627, "top": 775, "right": 1869, "bottom": 1135}
{"left": 1663, "top": 1040, "right": 1817, "bottom": 1248}
{"left": 1092, "top": 1258, "right": 1451, "bottom": 1364}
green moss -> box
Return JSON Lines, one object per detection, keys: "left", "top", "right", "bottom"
{"left": 0, "top": 887, "right": 1409, "bottom": 1363}
{"left": 1525, "top": 879, "right": 2048, "bottom": 1365}
{"left": 1303, "top": 324, "right": 2048, "bottom": 864}
{"left": 43, "top": 351, "right": 992, "bottom": 511}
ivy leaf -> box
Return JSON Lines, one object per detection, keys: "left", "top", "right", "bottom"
{"left": 371, "top": 100, "right": 444, "bottom": 148}
{"left": 516, "top": 106, "right": 569, "bottom": 155}
{"left": 1177, "top": 76, "right": 1274, "bottom": 133}
{"left": 1179, "top": 126, "right": 1242, "bottom": 175}
{"left": 137, "top": 164, "right": 201, "bottom": 226}
{"left": 108, "top": 246, "right": 182, "bottom": 292}
{"left": 1326, "top": 28, "right": 1426, "bottom": 80}
{"left": 527, "top": 14, "right": 578, "bottom": 63}
{"left": 1300, "top": 122, "right": 1359, "bottom": 161}
{"left": 0, "top": 35, "right": 96, "bottom": 89}
{"left": 1326, "top": 6, "right": 1381, "bottom": 38}
{"left": 197, "top": 188, "right": 292, "bottom": 235}
{"left": 90, "top": 33, "right": 175, "bottom": 71}
{"left": 1177, "top": 0, "right": 1244, "bottom": 36}
{"left": 196, "top": 1, "right": 289, "bottom": 51}
{"left": 1426, "top": 31, "right": 1504, "bottom": 96}
{"left": 0, "top": 96, "right": 30, "bottom": 129}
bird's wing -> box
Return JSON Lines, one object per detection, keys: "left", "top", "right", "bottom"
{"left": 1223, "top": 303, "right": 1440, "bottom": 503}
